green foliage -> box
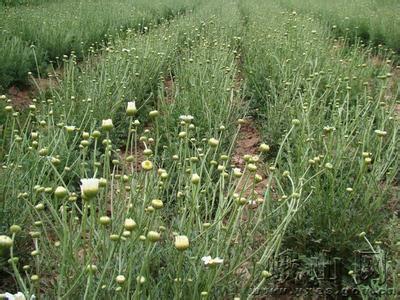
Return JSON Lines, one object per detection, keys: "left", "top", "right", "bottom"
{"left": 0, "top": 33, "right": 36, "bottom": 92}
{"left": 241, "top": 0, "right": 399, "bottom": 271}
{"left": 0, "top": 0, "right": 194, "bottom": 88}
{"left": 0, "top": 0, "right": 399, "bottom": 298}
{"left": 0, "top": 0, "right": 57, "bottom": 6}
{"left": 279, "top": 0, "right": 400, "bottom": 53}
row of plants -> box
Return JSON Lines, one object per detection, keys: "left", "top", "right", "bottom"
{"left": 0, "top": 0, "right": 195, "bottom": 90}
{"left": 240, "top": 0, "right": 399, "bottom": 295}
{"left": 279, "top": 0, "right": 400, "bottom": 54}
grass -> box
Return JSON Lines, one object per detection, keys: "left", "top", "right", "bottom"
{"left": 0, "top": 0, "right": 399, "bottom": 298}
{"left": 0, "top": 0, "right": 194, "bottom": 90}
{"left": 241, "top": 0, "right": 399, "bottom": 292}
{"left": 279, "top": 0, "right": 400, "bottom": 54}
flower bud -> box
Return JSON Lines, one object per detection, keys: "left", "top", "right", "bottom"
{"left": 191, "top": 174, "right": 200, "bottom": 185}
{"left": 0, "top": 235, "right": 13, "bottom": 248}
{"left": 151, "top": 199, "right": 163, "bottom": 209}
{"left": 243, "top": 154, "right": 252, "bottom": 162}
{"left": 364, "top": 157, "right": 372, "bottom": 164}
{"left": 51, "top": 157, "right": 61, "bottom": 165}
{"left": 110, "top": 234, "right": 120, "bottom": 241}
{"left": 147, "top": 231, "right": 161, "bottom": 242}
{"left": 92, "top": 130, "right": 101, "bottom": 138}
{"left": 149, "top": 110, "right": 159, "bottom": 118}
{"left": 9, "top": 225, "right": 22, "bottom": 234}
{"left": 259, "top": 143, "right": 270, "bottom": 153}
{"left": 29, "top": 231, "right": 41, "bottom": 238}
{"left": 116, "top": 275, "right": 126, "bottom": 284}
{"left": 261, "top": 270, "right": 272, "bottom": 278}
{"left": 208, "top": 138, "right": 219, "bottom": 148}
{"left": 82, "top": 132, "right": 90, "bottom": 139}
{"left": 122, "top": 230, "right": 131, "bottom": 237}
{"left": 54, "top": 186, "right": 68, "bottom": 199}
{"left": 8, "top": 257, "right": 19, "bottom": 264}
{"left": 99, "top": 178, "right": 107, "bottom": 187}
{"left": 65, "top": 126, "right": 76, "bottom": 133}
{"left": 38, "top": 148, "right": 49, "bottom": 156}
{"left": 254, "top": 174, "right": 263, "bottom": 183}
{"left": 247, "top": 164, "right": 257, "bottom": 172}
{"left": 99, "top": 216, "right": 111, "bottom": 225}
{"left": 174, "top": 235, "right": 189, "bottom": 251}
{"left": 86, "top": 264, "right": 98, "bottom": 273}
{"left": 136, "top": 276, "right": 146, "bottom": 284}
{"left": 291, "top": 119, "right": 301, "bottom": 126}
{"left": 141, "top": 148, "right": 152, "bottom": 157}
{"left": 124, "top": 218, "right": 137, "bottom": 231}
{"left": 141, "top": 160, "right": 153, "bottom": 171}
{"left": 31, "top": 132, "right": 39, "bottom": 140}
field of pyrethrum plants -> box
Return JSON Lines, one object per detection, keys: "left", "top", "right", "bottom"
{"left": 0, "top": 0, "right": 399, "bottom": 298}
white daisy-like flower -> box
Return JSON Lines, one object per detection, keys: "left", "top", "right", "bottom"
{"left": 201, "top": 256, "right": 224, "bottom": 266}
{"left": 201, "top": 256, "right": 212, "bottom": 265}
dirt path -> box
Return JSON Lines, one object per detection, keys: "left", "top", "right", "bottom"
{"left": 232, "top": 118, "right": 260, "bottom": 167}
{"left": 6, "top": 76, "right": 59, "bottom": 108}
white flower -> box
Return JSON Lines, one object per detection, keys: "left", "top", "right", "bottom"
{"left": 201, "top": 256, "right": 212, "bottom": 265}
{"left": 201, "top": 256, "right": 224, "bottom": 266}
{"left": 233, "top": 168, "right": 242, "bottom": 178}
{"left": 64, "top": 125, "right": 76, "bottom": 133}
{"left": 3, "top": 292, "right": 27, "bottom": 300}
{"left": 179, "top": 115, "right": 194, "bottom": 123}
{"left": 101, "top": 119, "right": 113, "bottom": 131}
{"left": 126, "top": 101, "right": 137, "bottom": 116}
{"left": 248, "top": 200, "right": 257, "bottom": 206}
{"left": 80, "top": 178, "right": 100, "bottom": 199}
